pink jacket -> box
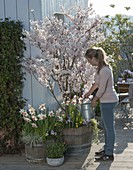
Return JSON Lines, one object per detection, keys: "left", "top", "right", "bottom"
{"left": 95, "top": 66, "right": 118, "bottom": 103}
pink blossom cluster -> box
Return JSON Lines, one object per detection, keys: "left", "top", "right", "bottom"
{"left": 24, "top": 4, "right": 104, "bottom": 103}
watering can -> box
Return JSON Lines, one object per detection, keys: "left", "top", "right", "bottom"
{"left": 80, "top": 99, "right": 94, "bottom": 121}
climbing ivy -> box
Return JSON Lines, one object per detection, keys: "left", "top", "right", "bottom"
{"left": 0, "top": 18, "right": 26, "bottom": 154}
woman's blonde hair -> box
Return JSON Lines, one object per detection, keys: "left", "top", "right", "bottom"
{"left": 85, "top": 47, "right": 109, "bottom": 73}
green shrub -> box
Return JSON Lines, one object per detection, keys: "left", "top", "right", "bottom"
{"left": 0, "top": 18, "right": 26, "bottom": 153}
{"left": 46, "top": 140, "right": 68, "bottom": 158}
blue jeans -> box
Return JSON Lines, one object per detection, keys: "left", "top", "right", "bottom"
{"left": 100, "top": 102, "right": 117, "bottom": 155}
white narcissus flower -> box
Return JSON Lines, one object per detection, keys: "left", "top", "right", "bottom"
{"left": 28, "top": 105, "right": 36, "bottom": 115}
{"left": 38, "top": 113, "right": 46, "bottom": 120}
{"left": 39, "top": 103, "right": 46, "bottom": 111}
{"left": 71, "top": 98, "right": 77, "bottom": 105}
{"left": 58, "top": 116, "right": 63, "bottom": 122}
{"left": 20, "top": 109, "right": 28, "bottom": 117}
{"left": 78, "top": 97, "right": 83, "bottom": 104}
{"left": 45, "top": 132, "right": 48, "bottom": 136}
{"left": 48, "top": 111, "right": 54, "bottom": 117}
{"left": 23, "top": 117, "right": 31, "bottom": 123}
{"left": 31, "top": 123, "right": 37, "bottom": 128}
{"left": 66, "top": 100, "right": 70, "bottom": 105}
{"left": 31, "top": 115, "right": 38, "bottom": 121}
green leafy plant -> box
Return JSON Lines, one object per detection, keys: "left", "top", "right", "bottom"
{"left": 56, "top": 96, "right": 100, "bottom": 144}
{"left": 90, "top": 118, "right": 100, "bottom": 143}
{"left": 46, "top": 140, "right": 68, "bottom": 158}
{"left": 21, "top": 133, "right": 43, "bottom": 146}
{"left": 94, "top": 101, "right": 101, "bottom": 116}
{"left": 96, "top": 12, "right": 133, "bottom": 82}
{"left": 58, "top": 96, "right": 88, "bottom": 128}
{"left": 0, "top": 18, "right": 26, "bottom": 153}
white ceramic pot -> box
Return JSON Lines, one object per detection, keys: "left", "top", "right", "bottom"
{"left": 46, "top": 156, "right": 64, "bottom": 166}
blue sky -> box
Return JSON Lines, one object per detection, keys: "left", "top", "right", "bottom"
{"left": 89, "top": 0, "right": 133, "bottom": 16}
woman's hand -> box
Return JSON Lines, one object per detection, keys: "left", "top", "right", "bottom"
{"left": 91, "top": 99, "right": 97, "bottom": 107}
{"left": 91, "top": 96, "right": 99, "bottom": 107}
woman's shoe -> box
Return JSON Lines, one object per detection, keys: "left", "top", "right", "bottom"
{"left": 95, "top": 150, "right": 105, "bottom": 156}
{"left": 95, "top": 154, "right": 114, "bottom": 161}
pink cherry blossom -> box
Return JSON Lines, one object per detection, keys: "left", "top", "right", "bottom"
{"left": 24, "top": 5, "right": 104, "bottom": 106}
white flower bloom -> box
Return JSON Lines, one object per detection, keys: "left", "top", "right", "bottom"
{"left": 66, "top": 100, "right": 70, "bottom": 105}
{"left": 31, "top": 123, "right": 37, "bottom": 128}
{"left": 24, "top": 5, "right": 104, "bottom": 104}
{"left": 45, "top": 132, "right": 48, "bottom": 136}
{"left": 20, "top": 109, "right": 28, "bottom": 116}
{"left": 39, "top": 103, "right": 46, "bottom": 111}
{"left": 31, "top": 115, "right": 38, "bottom": 121}
{"left": 38, "top": 113, "right": 46, "bottom": 120}
{"left": 28, "top": 105, "right": 36, "bottom": 115}
{"left": 48, "top": 111, "right": 54, "bottom": 117}
{"left": 78, "top": 99, "right": 83, "bottom": 104}
{"left": 71, "top": 98, "right": 77, "bottom": 105}
{"left": 58, "top": 116, "right": 63, "bottom": 122}
{"left": 23, "top": 117, "right": 31, "bottom": 123}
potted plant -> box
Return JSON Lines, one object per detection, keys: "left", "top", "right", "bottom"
{"left": 23, "top": 6, "right": 102, "bottom": 156}
{"left": 24, "top": 5, "right": 103, "bottom": 110}
{"left": 46, "top": 139, "right": 68, "bottom": 166}
{"left": 55, "top": 95, "right": 99, "bottom": 156}
{"left": 22, "top": 133, "right": 44, "bottom": 163}
{"left": 121, "top": 69, "right": 133, "bottom": 82}
{"left": 19, "top": 103, "right": 62, "bottom": 162}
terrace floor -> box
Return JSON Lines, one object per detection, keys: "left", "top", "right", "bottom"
{"left": 0, "top": 105, "right": 133, "bottom": 170}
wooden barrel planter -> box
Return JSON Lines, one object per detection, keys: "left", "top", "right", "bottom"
{"left": 25, "top": 143, "right": 45, "bottom": 162}
{"left": 63, "top": 126, "right": 92, "bottom": 156}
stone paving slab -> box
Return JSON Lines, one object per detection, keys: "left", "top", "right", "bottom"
{"left": 81, "top": 108, "right": 133, "bottom": 170}
{"left": 0, "top": 153, "right": 88, "bottom": 170}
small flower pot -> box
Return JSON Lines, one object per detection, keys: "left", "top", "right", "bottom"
{"left": 25, "top": 143, "right": 45, "bottom": 162}
{"left": 46, "top": 156, "right": 64, "bottom": 166}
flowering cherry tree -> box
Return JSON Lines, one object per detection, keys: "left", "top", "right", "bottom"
{"left": 24, "top": 4, "right": 104, "bottom": 107}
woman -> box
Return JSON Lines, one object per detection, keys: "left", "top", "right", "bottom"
{"left": 84, "top": 47, "right": 118, "bottom": 161}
